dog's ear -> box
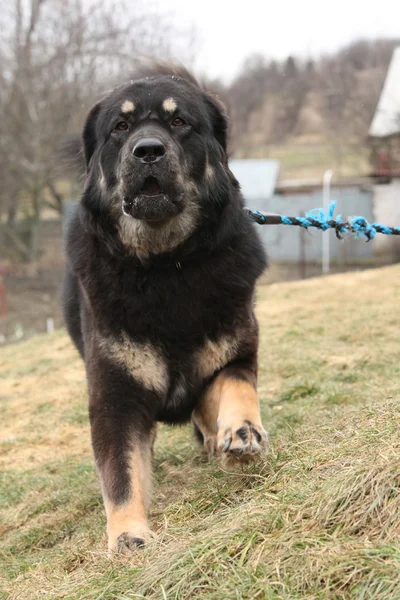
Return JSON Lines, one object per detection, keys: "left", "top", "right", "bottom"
{"left": 204, "top": 94, "right": 228, "bottom": 153}
{"left": 82, "top": 102, "right": 102, "bottom": 170}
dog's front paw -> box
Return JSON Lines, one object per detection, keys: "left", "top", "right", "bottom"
{"left": 108, "top": 521, "right": 155, "bottom": 554}
{"left": 217, "top": 419, "right": 268, "bottom": 464}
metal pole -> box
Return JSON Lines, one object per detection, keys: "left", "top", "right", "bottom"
{"left": 299, "top": 211, "right": 306, "bottom": 279}
{"left": 322, "top": 169, "right": 333, "bottom": 275}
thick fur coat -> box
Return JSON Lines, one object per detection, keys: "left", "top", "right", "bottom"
{"left": 63, "top": 65, "right": 268, "bottom": 552}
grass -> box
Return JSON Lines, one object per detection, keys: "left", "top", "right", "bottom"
{"left": 1, "top": 265, "right": 400, "bottom": 599}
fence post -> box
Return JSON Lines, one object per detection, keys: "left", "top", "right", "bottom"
{"left": 322, "top": 169, "right": 334, "bottom": 274}
{"left": 299, "top": 211, "right": 307, "bottom": 279}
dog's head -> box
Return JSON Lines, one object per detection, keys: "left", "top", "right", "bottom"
{"left": 82, "top": 65, "right": 236, "bottom": 257}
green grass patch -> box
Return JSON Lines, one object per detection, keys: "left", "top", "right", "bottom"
{"left": 279, "top": 382, "right": 320, "bottom": 403}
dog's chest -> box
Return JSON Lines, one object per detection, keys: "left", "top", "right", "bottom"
{"left": 91, "top": 259, "right": 248, "bottom": 402}
{"left": 93, "top": 260, "right": 241, "bottom": 343}
{"left": 101, "top": 328, "right": 240, "bottom": 398}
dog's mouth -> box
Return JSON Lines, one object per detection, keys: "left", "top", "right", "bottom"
{"left": 141, "top": 176, "right": 163, "bottom": 197}
{"left": 122, "top": 176, "right": 183, "bottom": 224}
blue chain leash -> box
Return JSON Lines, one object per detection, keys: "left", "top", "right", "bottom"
{"left": 245, "top": 201, "right": 400, "bottom": 241}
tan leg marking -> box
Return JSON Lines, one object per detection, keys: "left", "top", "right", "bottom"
{"left": 194, "top": 375, "right": 268, "bottom": 463}
{"left": 192, "top": 383, "right": 219, "bottom": 458}
{"left": 104, "top": 441, "right": 155, "bottom": 553}
{"left": 217, "top": 379, "right": 268, "bottom": 462}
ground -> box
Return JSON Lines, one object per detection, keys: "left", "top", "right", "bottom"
{"left": 1, "top": 265, "right": 399, "bottom": 599}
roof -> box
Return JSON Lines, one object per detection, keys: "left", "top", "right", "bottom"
{"left": 229, "top": 159, "right": 280, "bottom": 199}
{"left": 369, "top": 47, "right": 400, "bottom": 138}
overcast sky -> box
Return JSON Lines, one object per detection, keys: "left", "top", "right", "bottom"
{"left": 166, "top": 0, "right": 400, "bottom": 81}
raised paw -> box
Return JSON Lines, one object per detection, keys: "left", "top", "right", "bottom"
{"left": 217, "top": 419, "right": 268, "bottom": 463}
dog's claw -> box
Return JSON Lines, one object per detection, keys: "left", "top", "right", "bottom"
{"left": 218, "top": 421, "right": 268, "bottom": 462}
{"left": 115, "top": 533, "right": 145, "bottom": 553}
{"left": 223, "top": 438, "right": 232, "bottom": 452}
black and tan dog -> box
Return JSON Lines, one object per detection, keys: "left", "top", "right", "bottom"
{"left": 63, "top": 64, "right": 268, "bottom": 553}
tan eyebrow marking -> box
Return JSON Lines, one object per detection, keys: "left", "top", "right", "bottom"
{"left": 121, "top": 100, "right": 135, "bottom": 113}
{"left": 163, "top": 97, "right": 177, "bottom": 113}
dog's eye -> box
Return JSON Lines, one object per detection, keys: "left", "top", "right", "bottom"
{"left": 115, "top": 121, "right": 129, "bottom": 131}
{"left": 172, "top": 117, "right": 186, "bottom": 127}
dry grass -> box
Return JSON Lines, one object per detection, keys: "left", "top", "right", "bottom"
{"left": 1, "top": 265, "right": 400, "bottom": 599}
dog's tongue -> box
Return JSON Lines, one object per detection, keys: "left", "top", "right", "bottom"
{"left": 142, "top": 176, "right": 162, "bottom": 196}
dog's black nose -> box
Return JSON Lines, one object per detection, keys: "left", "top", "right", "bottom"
{"left": 132, "top": 138, "right": 166, "bottom": 163}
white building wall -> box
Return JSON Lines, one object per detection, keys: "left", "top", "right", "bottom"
{"left": 373, "top": 181, "right": 400, "bottom": 256}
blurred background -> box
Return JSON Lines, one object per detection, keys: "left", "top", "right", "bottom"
{"left": 0, "top": 0, "right": 399, "bottom": 343}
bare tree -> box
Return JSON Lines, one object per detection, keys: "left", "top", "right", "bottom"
{"left": 228, "top": 55, "right": 273, "bottom": 154}
{"left": 228, "top": 54, "right": 309, "bottom": 153}
{"left": 0, "top": 0, "right": 182, "bottom": 261}
{"left": 318, "top": 54, "right": 387, "bottom": 173}
{"left": 226, "top": 39, "right": 397, "bottom": 167}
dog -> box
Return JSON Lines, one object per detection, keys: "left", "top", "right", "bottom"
{"left": 63, "top": 64, "right": 268, "bottom": 553}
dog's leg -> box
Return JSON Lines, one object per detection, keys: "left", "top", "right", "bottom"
{"left": 192, "top": 382, "right": 219, "bottom": 458}
{"left": 193, "top": 365, "right": 268, "bottom": 463}
{"left": 104, "top": 440, "right": 154, "bottom": 553}
{"left": 89, "top": 385, "right": 159, "bottom": 553}
{"left": 216, "top": 373, "right": 268, "bottom": 463}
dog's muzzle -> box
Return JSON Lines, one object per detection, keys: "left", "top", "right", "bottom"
{"left": 122, "top": 176, "right": 183, "bottom": 223}
{"left": 121, "top": 132, "right": 184, "bottom": 223}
